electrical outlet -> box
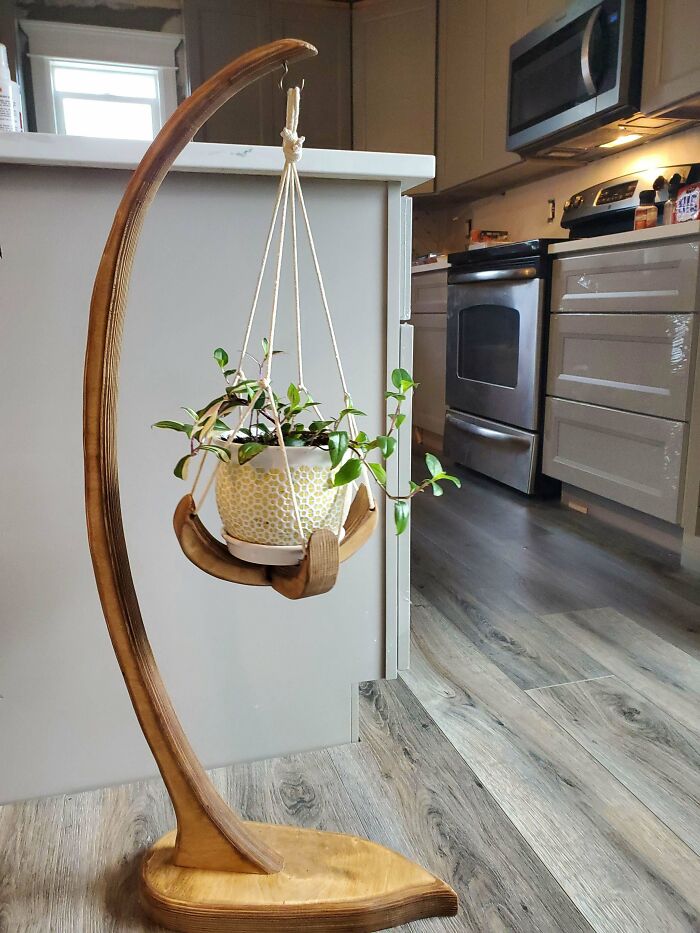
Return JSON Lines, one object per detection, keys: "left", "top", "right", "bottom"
{"left": 547, "top": 199, "right": 556, "bottom": 223}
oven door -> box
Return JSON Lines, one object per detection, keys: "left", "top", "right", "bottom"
{"left": 446, "top": 268, "right": 545, "bottom": 432}
{"left": 507, "top": 0, "right": 630, "bottom": 154}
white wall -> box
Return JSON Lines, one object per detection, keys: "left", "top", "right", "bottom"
{"left": 414, "top": 126, "right": 700, "bottom": 253}
{"left": 0, "top": 164, "right": 391, "bottom": 804}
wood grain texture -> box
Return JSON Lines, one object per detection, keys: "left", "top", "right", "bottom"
{"left": 412, "top": 544, "right": 610, "bottom": 690}
{"left": 141, "top": 825, "right": 456, "bottom": 932}
{"left": 84, "top": 37, "right": 318, "bottom": 876}
{"left": 330, "top": 680, "right": 594, "bottom": 933}
{"left": 404, "top": 595, "right": 700, "bottom": 933}
{"left": 411, "top": 462, "right": 700, "bottom": 659}
{"left": 83, "top": 35, "right": 453, "bottom": 932}
{"left": 528, "top": 675, "right": 700, "bottom": 857}
{"left": 539, "top": 608, "right": 700, "bottom": 736}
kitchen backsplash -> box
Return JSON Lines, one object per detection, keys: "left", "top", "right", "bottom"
{"left": 413, "top": 126, "right": 700, "bottom": 256}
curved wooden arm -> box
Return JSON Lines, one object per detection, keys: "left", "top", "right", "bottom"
{"left": 83, "top": 39, "right": 317, "bottom": 874}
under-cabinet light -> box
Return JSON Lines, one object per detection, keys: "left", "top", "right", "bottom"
{"left": 598, "top": 133, "right": 643, "bottom": 149}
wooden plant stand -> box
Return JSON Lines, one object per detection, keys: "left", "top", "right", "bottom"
{"left": 83, "top": 38, "right": 458, "bottom": 932}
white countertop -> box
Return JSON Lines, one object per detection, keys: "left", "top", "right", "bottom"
{"left": 549, "top": 220, "right": 700, "bottom": 254}
{"left": 0, "top": 132, "right": 435, "bottom": 192}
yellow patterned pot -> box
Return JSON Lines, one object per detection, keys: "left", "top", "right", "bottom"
{"left": 215, "top": 444, "right": 351, "bottom": 547}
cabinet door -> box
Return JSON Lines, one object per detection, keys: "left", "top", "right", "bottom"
{"left": 412, "top": 312, "right": 447, "bottom": 436}
{"left": 270, "top": 0, "right": 351, "bottom": 150}
{"left": 642, "top": 0, "right": 700, "bottom": 116}
{"left": 436, "top": 0, "right": 486, "bottom": 191}
{"left": 352, "top": 0, "right": 436, "bottom": 192}
{"left": 548, "top": 313, "right": 695, "bottom": 420}
{"left": 437, "top": 0, "right": 525, "bottom": 192}
{"left": 543, "top": 397, "right": 687, "bottom": 523}
{"left": 184, "top": 0, "right": 273, "bottom": 144}
{"left": 551, "top": 243, "right": 700, "bottom": 314}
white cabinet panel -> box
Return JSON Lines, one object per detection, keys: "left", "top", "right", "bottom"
{"left": 411, "top": 268, "right": 448, "bottom": 314}
{"left": 412, "top": 312, "right": 447, "bottom": 436}
{"left": 551, "top": 243, "right": 700, "bottom": 314}
{"left": 642, "top": 0, "right": 700, "bottom": 116}
{"left": 548, "top": 313, "right": 696, "bottom": 420}
{"left": 543, "top": 398, "right": 687, "bottom": 523}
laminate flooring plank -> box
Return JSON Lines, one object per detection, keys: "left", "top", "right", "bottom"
{"left": 540, "top": 608, "right": 700, "bottom": 736}
{"left": 528, "top": 674, "right": 700, "bottom": 857}
{"left": 412, "top": 543, "right": 610, "bottom": 690}
{"left": 412, "top": 466, "right": 700, "bottom": 657}
{"left": 404, "top": 595, "right": 700, "bottom": 933}
{"left": 330, "top": 679, "right": 592, "bottom": 933}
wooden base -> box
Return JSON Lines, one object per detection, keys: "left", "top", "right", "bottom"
{"left": 141, "top": 824, "right": 458, "bottom": 932}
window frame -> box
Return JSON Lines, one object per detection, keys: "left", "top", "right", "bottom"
{"left": 20, "top": 19, "right": 183, "bottom": 138}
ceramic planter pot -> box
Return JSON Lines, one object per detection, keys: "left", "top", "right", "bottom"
{"left": 216, "top": 444, "right": 352, "bottom": 556}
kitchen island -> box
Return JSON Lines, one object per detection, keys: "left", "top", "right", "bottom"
{"left": 0, "top": 133, "right": 433, "bottom": 803}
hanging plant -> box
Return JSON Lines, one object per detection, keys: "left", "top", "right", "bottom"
{"left": 154, "top": 341, "right": 461, "bottom": 540}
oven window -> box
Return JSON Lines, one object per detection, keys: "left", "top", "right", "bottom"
{"left": 458, "top": 304, "right": 520, "bottom": 388}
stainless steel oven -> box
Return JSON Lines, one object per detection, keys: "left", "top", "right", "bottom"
{"left": 444, "top": 240, "right": 560, "bottom": 494}
{"left": 507, "top": 0, "right": 645, "bottom": 159}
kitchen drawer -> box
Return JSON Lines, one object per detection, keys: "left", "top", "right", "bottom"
{"left": 547, "top": 313, "right": 695, "bottom": 420}
{"left": 543, "top": 397, "right": 687, "bottom": 523}
{"left": 551, "top": 242, "right": 700, "bottom": 314}
{"left": 411, "top": 269, "right": 448, "bottom": 314}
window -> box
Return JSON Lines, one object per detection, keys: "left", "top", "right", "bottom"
{"left": 21, "top": 20, "right": 182, "bottom": 140}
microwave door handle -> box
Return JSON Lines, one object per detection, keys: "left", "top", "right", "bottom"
{"left": 581, "top": 4, "right": 603, "bottom": 96}
{"left": 449, "top": 267, "right": 537, "bottom": 284}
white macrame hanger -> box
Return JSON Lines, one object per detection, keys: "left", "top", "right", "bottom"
{"left": 191, "top": 76, "right": 376, "bottom": 545}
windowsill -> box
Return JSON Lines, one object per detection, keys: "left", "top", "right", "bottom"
{"left": 0, "top": 132, "right": 435, "bottom": 192}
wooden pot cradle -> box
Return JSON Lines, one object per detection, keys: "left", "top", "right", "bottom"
{"left": 83, "top": 37, "right": 457, "bottom": 932}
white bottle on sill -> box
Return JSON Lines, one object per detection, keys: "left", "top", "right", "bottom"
{"left": 0, "top": 44, "right": 15, "bottom": 131}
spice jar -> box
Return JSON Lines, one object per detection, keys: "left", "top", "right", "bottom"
{"left": 634, "top": 190, "right": 657, "bottom": 230}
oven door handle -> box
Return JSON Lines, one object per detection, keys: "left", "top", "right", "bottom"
{"left": 449, "top": 267, "right": 537, "bottom": 284}
{"left": 581, "top": 4, "right": 604, "bottom": 96}
{"left": 446, "top": 414, "right": 531, "bottom": 447}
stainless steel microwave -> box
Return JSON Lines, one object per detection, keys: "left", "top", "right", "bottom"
{"left": 507, "top": 0, "right": 646, "bottom": 158}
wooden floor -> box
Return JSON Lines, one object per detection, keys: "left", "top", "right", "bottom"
{"left": 2, "top": 468, "right": 700, "bottom": 932}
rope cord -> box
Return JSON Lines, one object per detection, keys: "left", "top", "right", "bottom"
{"left": 191, "top": 83, "right": 375, "bottom": 536}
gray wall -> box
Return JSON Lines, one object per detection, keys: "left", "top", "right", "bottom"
{"left": 0, "top": 163, "right": 391, "bottom": 803}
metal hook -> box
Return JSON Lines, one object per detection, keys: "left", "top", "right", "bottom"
{"left": 279, "top": 60, "right": 304, "bottom": 93}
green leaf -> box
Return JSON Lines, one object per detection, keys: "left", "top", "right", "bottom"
{"left": 338, "top": 407, "right": 366, "bottom": 419}
{"left": 213, "top": 347, "right": 229, "bottom": 369}
{"left": 174, "top": 454, "right": 192, "bottom": 480}
{"left": 262, "top": 337, "right": 270, "bottom": 357}
{"left": 287, "top": 383, "right": 301, "bottom": 409}
{"left": 212, "top": 419, "right": 230, "bottom": 433}
{"left": 409, "top": 480, "right": 420, "bottom": 493}
{"left": 441, "top": 473, "right": 462, "bottom": 488}
{"left": 367, "top": 462, "right": 386, "bottom": 486}
{"left": 391, "top": 368, "right": 414, "bottom": 392}
{"left": 394, "top": 499, "right": 410, "bottom": 535}
{"left": 376, "top": 435, "right": 397, "bottom": 458}
{"left": 309, "top": 420, "right": 334, "bottom": 433}
{"left": 285, "top": 436, "right": 306, "bottom": 447}
{"left": 153, "top": 420, "right": 189, "bottom": 433}
{"left": 354, "top": 430, "right": 368, "bottom": 445}
{"left": 394, "top": 413, "right": 406, "bottom": 429}
{"left": 332, "top": 457, "right": 362, "bottom": 487}
{"left": 328, "top": 430, "right": 349, "bottom": 469}
{"left": 200, "top": 444, "right": 231, "bottom": 462}
{"left": 385, "top": 391, "right": 406, "bottom": 401}
{"left": 431, "top": 480, "right": 444, "bottom": 497}
{"left": 238, "top": 442, "right": 266, "bottom": 465}
{"left": 425, "top": 452, "right": 443, "bottom": 478}
{"left": 182, "top": 407, "right": 199, "bottom": 421}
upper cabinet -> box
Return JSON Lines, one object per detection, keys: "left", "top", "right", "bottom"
{"left": 352, "top": 0, "right": 436, "bottom": 193}
{"left": 642, "top": 0, "right": 700, "bottom": 118}
{"left": 184, "top": 0, "right": 351, "bottom": 148}
{"left": 436, "top": 0, "right": 570, "bottom": 194}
